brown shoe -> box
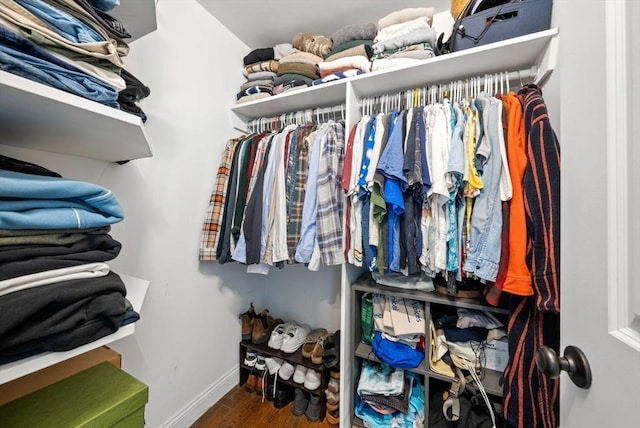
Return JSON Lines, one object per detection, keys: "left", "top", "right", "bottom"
{"left": 252, "top": 309, "right": 282, "bottom": 344}
{"left": 239, "top": 303, "right": 256, "bottom": 341}
{"left": 255, "top": 373, "right": 265, "bottom": 395}
{"left": 245, "top": 373, "right": 257, "bottom": 393}
{"left": 311, "top": 334, "right": 329, "bottom": 365}
{"left": 326, "top": 408, "right": 339, "bottom": 425}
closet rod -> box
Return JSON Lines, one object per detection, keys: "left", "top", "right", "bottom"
{"left": 357, "top": 65, "right": 539, "bottom": 111}
{"left": 245, "top": 103, "right": 345, "bottom": 134}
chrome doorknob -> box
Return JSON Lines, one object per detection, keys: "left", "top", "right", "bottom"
{"left": 536, "top": 345, "right": 592, "bottom": 389}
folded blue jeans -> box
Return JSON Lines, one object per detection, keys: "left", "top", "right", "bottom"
{"left": 0, "top": 25, "right": 118, "bottom": 107}
{"left": 15, "top": 0, "right": 105, "bottom": 43}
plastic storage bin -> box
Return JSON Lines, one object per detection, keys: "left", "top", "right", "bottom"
{"left": 450, "top": 0, "right": 553, "bottom": 51}
{"left": 0, "top": 362, "right": 148, "bottom": 428}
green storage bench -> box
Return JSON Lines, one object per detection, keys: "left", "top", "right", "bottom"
{"left": 0, "top": 362, "right": 148, "bottom": 427}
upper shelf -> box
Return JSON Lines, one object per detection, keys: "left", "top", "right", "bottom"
{"left": 0, "top": 70, "right": 152, "bottom": 163}
{"left": 229, "top": 28, "right": 558, "bottom": 121}
{"left": 0, "top": 273, "right": 150, "bottom": 385}
{"left": 111, "top": 0, "right": 157, "bottom": 42}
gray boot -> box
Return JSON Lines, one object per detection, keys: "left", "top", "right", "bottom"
{"left": 293, "top": 388, "right": 309, "bottom": 416}
{"left": 305, "top": 394, "right": 323, "bottom": 422}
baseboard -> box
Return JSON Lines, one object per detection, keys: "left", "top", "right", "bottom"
{"left": 160, "top": 364, "right": 239, "bottom": 428}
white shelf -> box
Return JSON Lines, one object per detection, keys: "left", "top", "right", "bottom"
{"left": 229, "top": 28, "right": 558, "bottom": 122}
{"left": 0, "top": 70, "right": 152, "bottom": 163}
{"left": 0, "top": 273, "right": 150, "bottom": 385}
{"left": 110, "top": 0, "right": 157, "bottom": 42}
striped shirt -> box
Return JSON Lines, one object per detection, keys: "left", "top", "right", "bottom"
{"left": 503, "top": 84, "right": 560, "bottom": 428}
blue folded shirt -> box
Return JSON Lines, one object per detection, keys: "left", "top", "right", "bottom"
{"left": 0, "top": 169, "right": 124, "bottom": 229}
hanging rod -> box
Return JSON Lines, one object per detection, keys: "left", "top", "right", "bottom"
{"left": 245, "top": 103, "right": 346, "bottom": 134}
{"left": 358, "top": 65, "right": 539, "bottom": 113}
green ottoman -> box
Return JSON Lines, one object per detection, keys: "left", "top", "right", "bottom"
{"left": 0, "top": 362, "right": 148, "bottom": 427}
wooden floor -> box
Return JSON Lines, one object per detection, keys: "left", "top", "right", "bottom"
{"left": 192, "top": 385, "right": 336, "bottom": 428}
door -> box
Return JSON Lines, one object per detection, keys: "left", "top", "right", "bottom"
{"left": 559, "top": 1, "right": 640, "bottom": 426}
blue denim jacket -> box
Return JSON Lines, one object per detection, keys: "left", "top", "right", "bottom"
{"left": 463, "top": 94, "right": 504, "bottom": 281}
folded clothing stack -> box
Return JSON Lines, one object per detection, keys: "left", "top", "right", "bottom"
{"left": 355, "top": 361, "right": 425, "bottom": 427}
{"left": 0, "top": 0, "right": 150, "bottom": 121}
{"left": 275, "top": 51, "right": 322, "bottom": 94}
{"left": 314, "top": 22, "right": 376, "bottom": 86}
{"left": 238, "top": 43, "right": 298, "bottom": 104}
{"left": 0, "top": 155, "right": 138, "bottom": 364}
{"left": 372, "top": 7, "right": 438, "bottom": 72}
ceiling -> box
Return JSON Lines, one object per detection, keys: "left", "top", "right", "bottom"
{"left": 195, "top": 0, "right": 454, "bottom": 49}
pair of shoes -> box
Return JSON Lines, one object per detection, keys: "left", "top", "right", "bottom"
{"left": 252, "top": 309, "right": 283, "bottom": 345}
{"left": 281, "top": 324, "right": 311, "bottom": 353}
{"left": 243, "top": 350, "right": 257, "bottom": 367}
{"left": 323, "top": 330, "right": 340, "bottom": 369}
{"left": 301, "top": 328, "right": 328, "bottom": 358}
{"left": 244, "top": 351, "right": 267, "bottom": 371}
{"left": 239, "top": 303, "right": 256, "bottom": 341}
{"left": 268, "top": 322, "right": 297, "bottom": 350}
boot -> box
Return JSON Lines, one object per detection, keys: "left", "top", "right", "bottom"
{"left": 239, "top": 302, "right": 256, "bottom": 341}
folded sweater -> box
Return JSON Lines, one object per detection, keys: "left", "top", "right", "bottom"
{"left": 331, "top": 22, "right": 378, "bottom": 46}
{"left": 378, "top": 7, "right": 435, "bottom": 29}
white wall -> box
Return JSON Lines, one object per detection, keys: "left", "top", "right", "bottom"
{"left": 97, "top": 1, "right": 264, "bottom": 426}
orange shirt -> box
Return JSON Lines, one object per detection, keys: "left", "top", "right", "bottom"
{"left": 501, "top": 93, "right": 533, "bottom": 296}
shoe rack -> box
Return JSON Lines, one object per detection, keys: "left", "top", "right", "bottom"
{"left": 238, "top": 340, "right": 328, "bottom": 421}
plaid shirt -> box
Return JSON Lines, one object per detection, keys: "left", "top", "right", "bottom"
{"left": 316, "top": 122, "right": 346, "bottom": 266}
{"left": 286, "top": 124, "right": 314, "bottom": 262}
{"left": 199, "top": 138, "right": 240, "bottom": 260}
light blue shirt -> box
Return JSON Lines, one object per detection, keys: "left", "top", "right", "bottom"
{"left": 0, "top": 169, "right": 123, "bottom": 229}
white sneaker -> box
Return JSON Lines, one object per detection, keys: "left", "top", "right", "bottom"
{"left": 292, "top": 365, "right": 308, "bottom": 384}
{"left": 268, "top": 322, "right": 297, "bottom": 350}
{"left": 254, "top": 354, "right": 266, "bottom": 371}
{"left": 304, "top": 368, "right": 321, "bottom": 390}
{"left": 281, "top": 324, "right": 311, "bottom": 353}
{"left": 265, "top": 357, "right": 283, "bottom": 375}
{"left": 279, "top": 362, "right": 295, "bottom": 380}
{"left": 243, "top": 350, "right": 257, "bottom": 367}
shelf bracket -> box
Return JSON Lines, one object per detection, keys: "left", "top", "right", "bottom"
{"left": 534, "top": 32, "right": 559, "bottom": 86}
